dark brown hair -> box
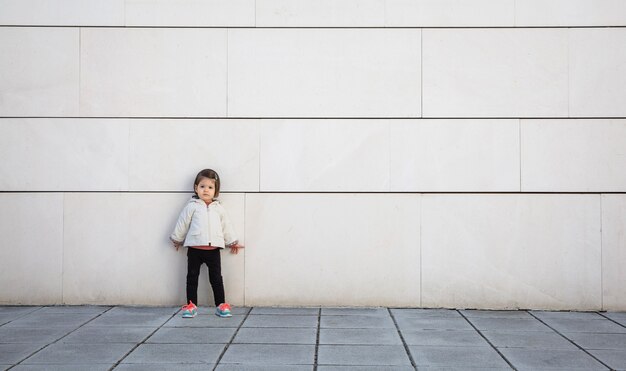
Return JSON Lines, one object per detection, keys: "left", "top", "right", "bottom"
{"left": 194, "top": 169, "right": 220, "bottom": 197}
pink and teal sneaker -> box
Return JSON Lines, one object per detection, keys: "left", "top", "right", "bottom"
{"left": 181, "top": 301, "right": 197, "bottom": 318}
{"left": 216, "top": 303, "right": 232, "bottom": 318}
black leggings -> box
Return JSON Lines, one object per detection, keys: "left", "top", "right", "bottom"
{"left": 186, "top": 248, "right": 225, "bottom": 306}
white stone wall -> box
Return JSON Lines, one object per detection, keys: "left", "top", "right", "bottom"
{"left": 0, "top": 0, "right": 625, "bottom": 310}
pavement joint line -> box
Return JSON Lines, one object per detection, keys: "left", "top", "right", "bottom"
{"left": 526, "top": 311, "right": 615, "bottom": 371}
{"left": 388, "top": 308, "right": 418, "bottom": 371}
{"left": 314, "top": 307, "right": 321, "bottom": 371}
{"left": 210, "top": 306, "right": 252, "bottom": 371}
{"left": 6, "top": 305, "right": 115, "bottom": 370}
{"left": 457, "top": 309, "right": 518, "bottom": 371}
{"left": 597, "top": 312, "right": 626, "bottom": 329}
{"left": 109, "top": 307, "right": 181, "bottom": 370}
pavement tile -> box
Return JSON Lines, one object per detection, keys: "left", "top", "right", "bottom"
{"left": 85, "top": 307, "right": 177, "bottom": 325}
{"left": 233, "top": 327, "right": 317, "bottom": 344}
{"left": 317, "top": 345, "right": 411, "bottom": 366}
{"left": 0, "top": 307, "right": 40, "bottom": 315}
{"left": 588, "top": 349, "right": 626, "bottom": 370}
{"left": 461, "top": 310, "right": 533, "bottom": 319}
{"left": 61, "top": 326, "right": 155, "bottom": 343}
{"left": 531, "top": 311, "right": 605, "bottom": 321}
{"left": 0, "top": 307, "right": 41, "bottom": 324}
{"left": 122, "top": 343, "right": 224, "bottom": 364}
{"left": 317, "top": 367, "right": 413, "bottom": 371}
{"left": 482, "top": 330, "right": 576, "bottom": 349}
{"left": 216, "top": 365, "right": 313, "bottom": 371}
{"left": 36, "top": 306, "right": 111, "bottom": 315}
{"left": 220, "top": 344, "right": 315, "bottom": 365}
{"left": 0, "top": 343, "right": 44, "bottom": 364}
{"left": 408, "top": 345, "right": 510, "bottom": 368}
{"left": 417, "top": 368, "right": 512, "bottom": 371}
{"left": 321, "top": 315, "right": 395, "bottom": 329}
{"left": 390, "top": 308, "right": 461, "bottom": 318}
{"left": 394, "top": 317, "right": 473, "bottom": 331}
{"left": 566, "top": 332, "right": 626, "bottom": 350}
{"left": 164, "top": 314, "right": 244, "bottom": 328}
{"left": 2, "top": 313, "right": 97, "bottom": 328}
{"left": 541, "top": 318, "right": 626, "bottom": 333}
{"left": 114, "top": 365, "right": 212, "bottom": 371}
{"left": 319, "top": 328, "right": 402, "bottom": 345}
{"left": 401, "top": 329, "right": 489, "bottom": 347}
{"left": 603, "top": 312, "right": 626, "bottom": 326}
{"left": 251, "top": 307, "right": 319, "bottom": 315}
{"left": 499, "top": 348, "right": 609, "bottom": 370}
{"left": 0, "top": 305, "right": 622, "bottom": 371}
{"left": 10, "top": 365, "right": 112, "bottom": 371}
{"left": 106, "top": 307, "right": 179, "bottom": 316}
{"left": 196, "top": 306, "right": 250, "bottom": 315}
{"left": 467, "top": 318, "right": 550, "bottom": 331}
{"left": 0, "top": 327, "right": 70, "bottom": 343}
{"left": 86, "top": 313, "right": 172, "bottom": 327}
{"left": 23, "top": 342, "right": 135, "bottom": 364}
{"left": 322, "top": 308, "right": 389, "bottom": 316}
{"left": 243, "top": 315, "right": 318, "bottom": 328}
{"left": 147, "top": 327, "right": 235, "bottom": 344}
{"left": 0, "top": 315, "right": 16, "bottom": 325}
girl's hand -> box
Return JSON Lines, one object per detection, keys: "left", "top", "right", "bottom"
{"left": 170, "top": 238, "right": 183, "bottom": 251}
{"left": 230, "top": 243, "right": 244, "bottom": 254}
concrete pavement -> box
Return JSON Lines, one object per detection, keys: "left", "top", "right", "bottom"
{"left": 1, "top": 305, "right": 626, "bottom": 370}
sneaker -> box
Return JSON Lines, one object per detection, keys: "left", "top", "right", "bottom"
{"left": 216, "top": 303, "right": 232, "bottom": 318}
{"left": 181, "top": 301, "right": 197, "bottom": 318}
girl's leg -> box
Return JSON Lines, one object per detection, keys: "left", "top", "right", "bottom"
{"left": 186, "top": 248, "right": 202, "bottom": 304}
{"left": 206, "top": 249, "right": 225, "bottom": 305}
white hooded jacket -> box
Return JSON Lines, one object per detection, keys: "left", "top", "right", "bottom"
{"left": 170, "top": 197, "right": 237, "bottom": 248}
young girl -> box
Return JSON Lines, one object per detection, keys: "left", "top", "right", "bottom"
{"left": 170, "top": 169, "right": 244, "bottom": 318}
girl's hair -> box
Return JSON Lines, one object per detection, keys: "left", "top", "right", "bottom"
{"left": 194, "top": 169, "right": 221, "bottom": 197}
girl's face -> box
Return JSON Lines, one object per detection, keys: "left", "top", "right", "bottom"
{"left": 195, "top": 177, "right": 216, "bottom": 204}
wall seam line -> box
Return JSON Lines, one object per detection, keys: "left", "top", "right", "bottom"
{"left": 519, "top": 118, "right": 522, "bottom": 192}
{"left": 258, "top": 122, "right": 261, "bottom": 192}
{"left": 61, "top": 192, "right": 65, "bottom": 304}
{"left": 388, "top": 120, "right": 391, "bottom": 192}
{"left": 223, "top": 30, "right": 225, "bottom": 117}
{"left": 2, "top": 191, "right": 625, "bottom": 195}
{"left": 419, "top": 194, "right": 423, "bottom": 307}
{"left": 600, "top": 194, "right": 604, "bottom": 310}
{"left": 4, "top": 25, "right": 626, "bottom": 29}
{"left": 420, "top": 28, "right": 423, "bottom": 117}
{"left": 243, "top": 193, "right": 247, "bottom": 307}
{"left": 78, "top": 28, "right": 81, "bottom": 117}
{"left": 127, "top": 118, "right": 131, "bottom": 193}
{"left": 567, "top": 28, "right": 570, "bottom": 118}
{"left": 2, "top": 116, "right": 626, "bottom": 120}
